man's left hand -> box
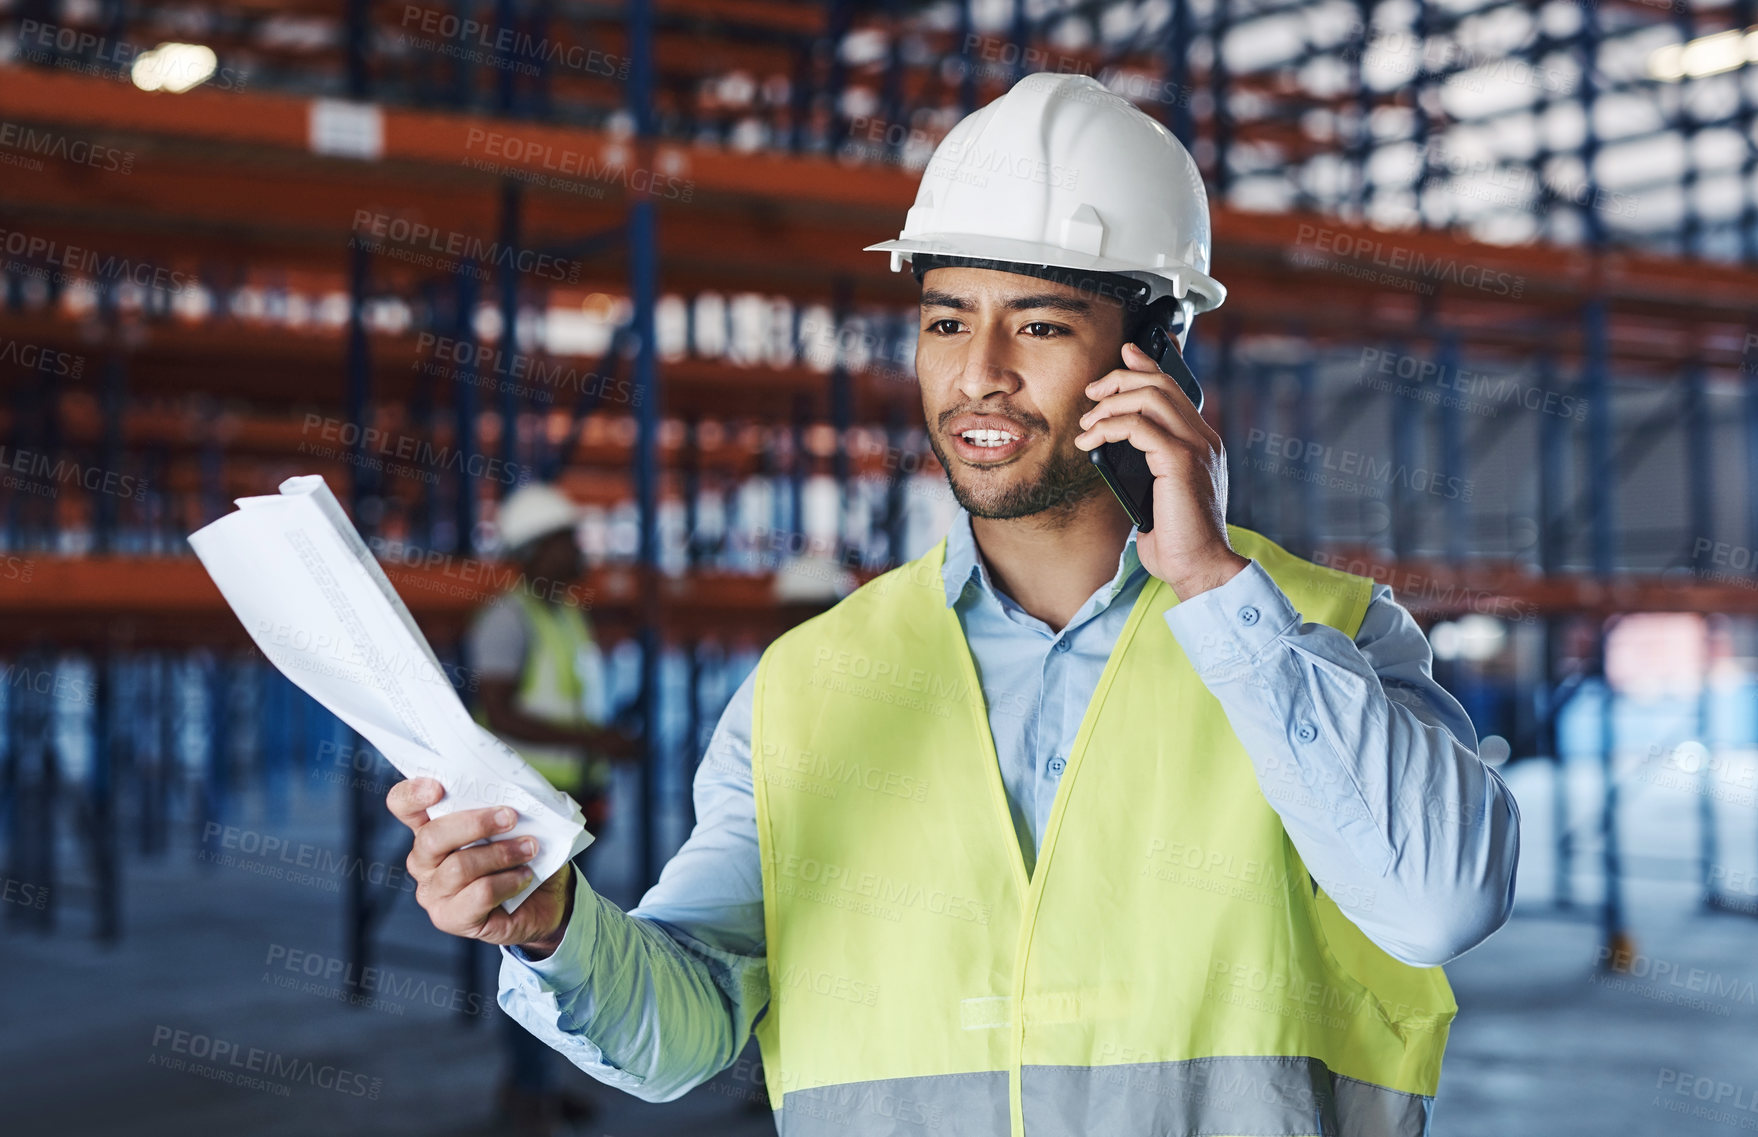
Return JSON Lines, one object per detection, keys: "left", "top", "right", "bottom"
{"left": 1075, "top": 340, "right": 1249, "bottom": 599}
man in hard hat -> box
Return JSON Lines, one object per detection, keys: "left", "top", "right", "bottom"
{"left": 389, "top": 74, "right": 1519, "bottom": 1136}
{"left": 465, "top": 481, "right": 637, "bottom": 1133}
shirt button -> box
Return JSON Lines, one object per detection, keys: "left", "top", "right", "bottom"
{"left": 1295, "top": 721, "right": 1319, "bottom": 744}
{"left": 1048, "top": 756, "right": 1066, "bottom": 775}
{"left": 1053, "top": 638, "right": 1072, "bottom": 654}
{"left": 1238, "top": 605, "right": 1260, "bottom": 626}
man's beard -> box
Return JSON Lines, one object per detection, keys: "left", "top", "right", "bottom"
{"left": 927, "top": 406, "right": 1106, "bottom": 522}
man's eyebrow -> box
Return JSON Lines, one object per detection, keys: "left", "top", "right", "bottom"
{"left": 920, "top": 288, "right": 971, "bottom": 311}
{"left": 919, "top": 290, "right": 1095, "bottom": 316}
{"left": 1005, "top": 294, "right": 1094, "bottom": 315}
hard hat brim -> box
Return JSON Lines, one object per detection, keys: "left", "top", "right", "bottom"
{"left": 865, "top": 234, "right": 1226, "bottom": 315}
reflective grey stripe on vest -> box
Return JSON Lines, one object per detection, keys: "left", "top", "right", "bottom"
{"left": 776, "top": 1070, "right": 1009, "bottom": 1136}
{"left": 774, "top": 1058, "right": 1431, "bottom": 1137}
{"left": 1335, "top": 1071, "right": 1434, "bottom": 1137}
{"left": 1021, "top": 1056, "right": 1433, "bottom": 1137}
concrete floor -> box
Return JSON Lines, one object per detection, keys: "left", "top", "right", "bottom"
{"left": 1434, "top": 751, "right": 1758, "bottom": 1137}
{"left": 4, "top": 751, "right": 1757, "bottom": 1136}
{"left": 0, "top": 791, "right": 778, "bottom": 1137}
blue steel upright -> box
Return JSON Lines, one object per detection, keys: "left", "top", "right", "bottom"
{"left": 628, "top": 0, "right": 663, "bottom": 891}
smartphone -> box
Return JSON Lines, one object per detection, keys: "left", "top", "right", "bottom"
{"left": 1089, "top": 298, "right": 1201, "bottom": 534}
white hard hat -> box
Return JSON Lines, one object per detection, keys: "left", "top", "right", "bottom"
{"left": 495, "top": 483, "right": 583, "bottom": 552}
{"left": 864, "top": 72, "right": 1225, "bottom": 315}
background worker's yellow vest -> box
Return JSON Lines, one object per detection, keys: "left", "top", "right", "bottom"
{"left": 750, "top": 525, "right": 1457, "bottom": 1137}
{"left": 474, "top": 591, "right": 609, "bottom": 797}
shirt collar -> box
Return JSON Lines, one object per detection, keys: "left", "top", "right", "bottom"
{"left": 939, "top": 506, "right": 1143, "bottom": 609}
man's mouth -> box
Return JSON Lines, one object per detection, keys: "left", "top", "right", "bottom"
{"left": 959, "top": 428, "right": 1020, "bottom": 449}
{"left": 946, "top": 415, "right": 1031, "bottom": 463}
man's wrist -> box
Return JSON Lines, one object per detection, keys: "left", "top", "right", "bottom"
{"left": 1168, "top": 551, "right": 1250, "bottom": 599}
{"left": 516, "top": 864, "right": 576, "bottom": 961}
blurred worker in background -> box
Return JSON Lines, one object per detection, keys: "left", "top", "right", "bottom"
{"left": 465, "top": 481, "right": 638, "bottom": 1135}
{"left": 391, "top": 74, "right": 1519, "bottom": 1136}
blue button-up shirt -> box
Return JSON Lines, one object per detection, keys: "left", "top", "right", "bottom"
{"left": 496, "top": 511, "right": 1520, "bottom": 1103}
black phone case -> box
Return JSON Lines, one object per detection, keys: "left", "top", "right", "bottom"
{"left": 1090, "top": 317, "right": 1202, "bottom": 534}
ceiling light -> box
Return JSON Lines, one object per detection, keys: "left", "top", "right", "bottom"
{"left": 131, "top": 43, "right": 218, "bottom": 93}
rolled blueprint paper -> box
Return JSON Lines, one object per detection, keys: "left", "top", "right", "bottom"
{"left": 189, "top": 475, "right": 592, "bottom": 911}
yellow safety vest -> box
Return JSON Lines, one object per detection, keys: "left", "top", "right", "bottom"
{"left": 474, "top": 591, "right": 609, "bottom": 797}
{"left": 749, "top": 524, "right": 1456, "bottom": 1137}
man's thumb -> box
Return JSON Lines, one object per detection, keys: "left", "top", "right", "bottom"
{"left": 1122, "top": 340, "right": 1159, "bottom": 371}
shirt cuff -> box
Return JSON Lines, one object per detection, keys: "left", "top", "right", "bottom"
{"left": 502, "top": 862, "right": 600, "bottom": 986}
{"left": 1162, "top": 558, "right": 1299, "bottom": 682}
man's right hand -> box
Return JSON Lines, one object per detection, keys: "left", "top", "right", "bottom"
{"left": 387, "top": 776, "right": 575, "bottom": 956}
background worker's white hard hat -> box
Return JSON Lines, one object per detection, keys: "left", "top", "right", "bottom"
{"left": 864, "top": 72, "right": 1226, "bottom": 315}
{"left": 495, "top": 483, "right": 584, "bottom": 553}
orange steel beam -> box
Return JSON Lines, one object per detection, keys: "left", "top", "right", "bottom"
{"left": 4, "top": 0, "right": 1694, "bottom": 134}
{"left": 18, "top": 391, "right": 930, "bottom": 474}
{"left": 134, "top": 449, "right": 900, "bottom": 503}
{"left": 0, "top": 312, "right": 924, "bottom": 419}
{"left": 31, "top": 0, "right": 1597, "bottom": 149}
{"left": 8, "top": 0, "right": 824, "bottom": 73}
{"left": 654, "top": 0, "right": 826, "bottom": 33}
{"left": 1216, "top": 208, "right": 1758, "bottom": 318}
{"left": 0, "top": 557, "right": 834, "bottom": 648}
{"left": 1315, "top": 551, "right": 1758, "bottom": 621}
{"left": 87, "top": 0, "right": 827, "bottom": 25}
{"left": 5, "top": 70, "right": 1757, "bottom": 316}
{"left": 3, "top": 158, "right": 1753, "bottom": 331}
{"left": 143, "top": 462, "right": 691, "bottom": 507}
{"left": 137, "top": 20, "right": 803, "bottom": 82}
{"left": 5, "top": 556, "right": 1754, "bottom": 642}
{"left": 0, "top": 70, "right": 918, "bottom": 210}
{"left": 0, "top": 64, "right": 1407, "bottom": 212}
{"left": 1218, "top": 275, "right": 1757, "bottom": 375}
{"left": 0, "top": 148, "right": 913, "bottom": 302}
{"left": 3, "top": 76, "right": 1756, "bottom": 399}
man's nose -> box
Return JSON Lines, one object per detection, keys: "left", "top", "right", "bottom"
{"left": 954, "top": 324, "right": 1021, "bottom": 403}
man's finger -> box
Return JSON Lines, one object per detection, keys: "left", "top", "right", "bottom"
{"left": 1073, "top": 413, "right": 1186, "bottom": 476}
{"left": 434, "top": 835, "right": 537, "bottom": 896}
{"left": 1079, "top": 386, "right": 1211, "bottom": 448}
{"left": 1088, "top": 345, "right": 1216, "bottom": 442}
{"left": 409, "top": 805, "right": 519, "bottom": 879}
{"left": 458, "top": 868, "right": 537, "bottom": 935}
{"left": 426, "top": 865, "right": 532, "bottom": 942}
{"left": 386, "top": 777, "right": 444, "bottom": 831}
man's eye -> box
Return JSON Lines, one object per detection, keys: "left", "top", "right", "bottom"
{"left": 1023, "top": 322, "right": 1065, "bottom": 338}
{"left": 926, "top": 319, "right": 963, "bottom": 335}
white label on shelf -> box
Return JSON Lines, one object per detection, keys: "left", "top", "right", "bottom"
{"left": 309, "top": 99, "right": 384, "bottom": 160}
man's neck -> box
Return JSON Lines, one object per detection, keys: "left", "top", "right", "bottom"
{"left": 969, "top": 498, "right": 1134, "bottom": 632}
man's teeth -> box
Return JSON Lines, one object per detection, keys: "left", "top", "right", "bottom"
{"left": 960, "top": 429, "right": 1020, "bottom": 448}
